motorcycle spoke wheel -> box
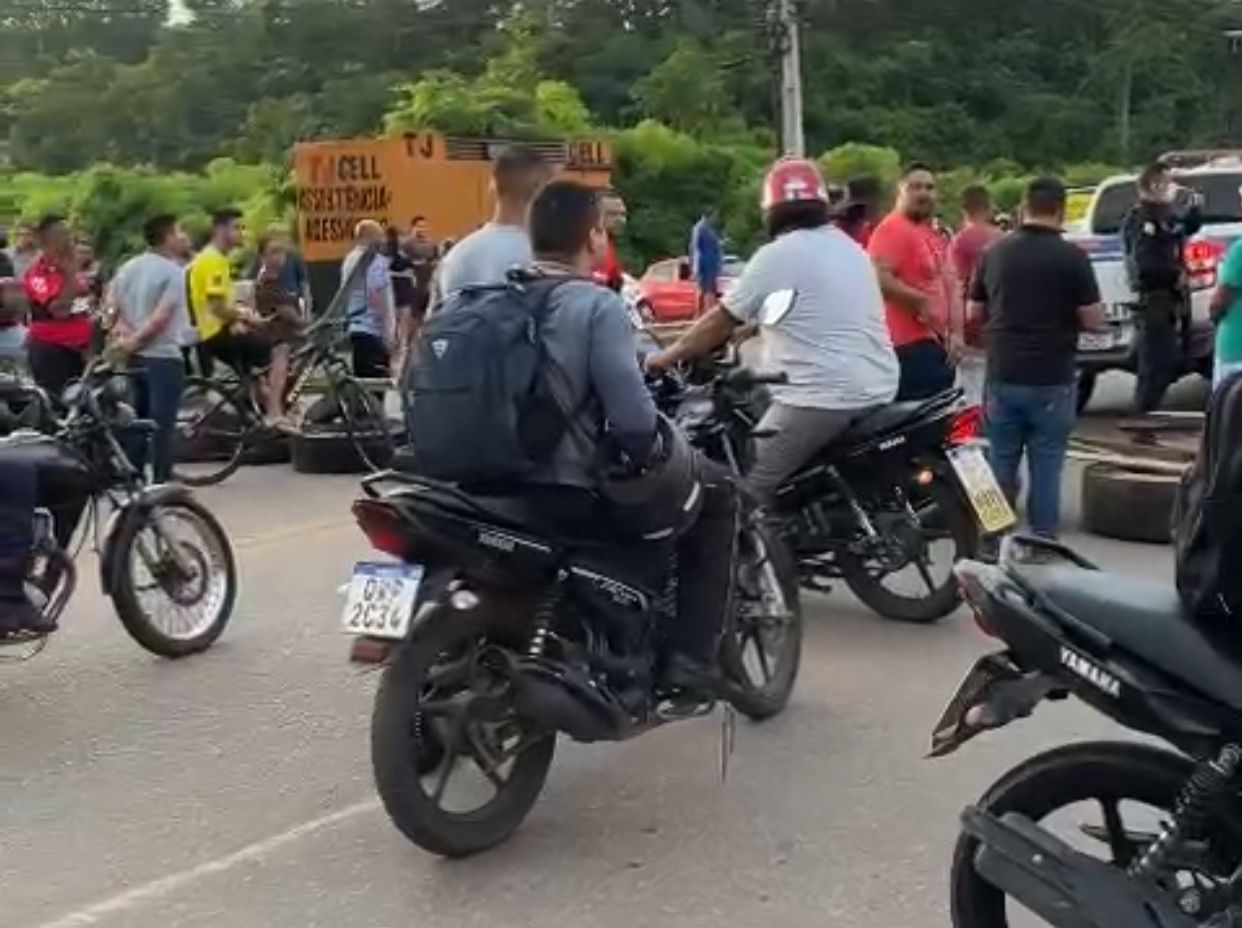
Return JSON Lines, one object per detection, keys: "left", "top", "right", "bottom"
{"left": 127, "top": 511, "right": 229, "bottom": 642}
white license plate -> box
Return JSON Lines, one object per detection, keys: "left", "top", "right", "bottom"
{"left": 1078, "top": 332, "right": 1115, "bottom": 351}
{"left": 947, "top": 446, "right": 1017, "bottom": 535}
{"left": 341, "top": 562, "right": 424, "bottom": 639}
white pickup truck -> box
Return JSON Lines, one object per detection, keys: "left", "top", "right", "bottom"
{"left": 1065, "top": 154, "right": 1242, "bottom": 410}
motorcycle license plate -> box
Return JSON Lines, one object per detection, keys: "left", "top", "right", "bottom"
{"left": 947, "top": 445, "right": 1017, "bottom": 535}
{"left": 341, "top": 562, "right": 424, "bottom": 639}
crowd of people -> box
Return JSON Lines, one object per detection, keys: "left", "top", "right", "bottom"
{"left": 5, "top": 139, "right": 1240, "bottom": 644}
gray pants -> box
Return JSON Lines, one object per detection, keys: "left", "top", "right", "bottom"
{"left": 748, "top": 402, "right": 875, "bottom": 502}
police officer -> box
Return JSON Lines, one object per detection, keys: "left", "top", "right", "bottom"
{"left": 1123, "top": 160, "right": 1203, "bottom": 414}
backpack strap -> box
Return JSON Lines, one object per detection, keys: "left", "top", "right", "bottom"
{"left": 521, "top": 275, "right": 603, "bottom": 447}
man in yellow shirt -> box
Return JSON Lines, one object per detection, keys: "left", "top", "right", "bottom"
{"left": 189, "top": 208, "right": 285, "bottom": 424}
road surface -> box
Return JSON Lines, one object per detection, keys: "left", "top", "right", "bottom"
{"left": 0, "top": 457, "right": 1180, "bottom": 928}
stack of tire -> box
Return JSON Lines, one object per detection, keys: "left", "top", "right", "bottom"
{"left": 1081, "top": 463, "right": 1183, "bottom": 545}
{"left": 291, "top": 392, "right": 402, "bottom": 475}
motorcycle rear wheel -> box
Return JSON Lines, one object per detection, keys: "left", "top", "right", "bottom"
{"left": 371, "top": 608, "right": 555, "bottom": 858}
{"left": 841, "top": 473, "right": 976, "bottom": 623}
{"left": 950, "top": 740, "right": 1237, "bottom": 928}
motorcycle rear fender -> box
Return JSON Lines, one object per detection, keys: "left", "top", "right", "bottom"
{"left": 968, "top": 561, "right": 1230, "bottom": 754}
{"left": 99, "top": 483, "right": 197, "bottom": 596}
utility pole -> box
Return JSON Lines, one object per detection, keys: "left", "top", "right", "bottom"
{"left": 775, "top": 0, "right": 805, "bottom": 156}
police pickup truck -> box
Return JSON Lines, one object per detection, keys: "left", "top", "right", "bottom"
{"left": 1066, "top": 152, "right": 1242, "bottom": 411}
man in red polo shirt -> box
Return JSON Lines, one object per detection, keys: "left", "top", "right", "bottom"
{"left": 23, "top": 215, "right": 92, "bottom": 399}
{"left": 593, "top": 190, "right": 626, "bottom": 292}
{"left": 868, "top": 163, "right": 958, "bottom": 400}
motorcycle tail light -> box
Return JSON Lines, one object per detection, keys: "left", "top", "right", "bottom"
{"left": 351, "top": 499, "right": 411, "bottom": 559}
{"left": 1184, "top": 239, "right": 1224, "bottom": 291}
{"left": 948, "top": 405, "right": 983, "bottom": 446}
{"left": 954, "top": 562, "right": 999, "bottom": 638}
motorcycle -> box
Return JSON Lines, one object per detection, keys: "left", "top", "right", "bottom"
{"left": 933, "top": 536, "right": 1242, "bottom": 928}
{"left": 0, "top": 363, "right": 236, "bottom": 658}
{"left": 653, "top": 357, "right": 1011, "bottom": 623}
{"left": 341, "top": 369, "right": 803, "bottom": 858}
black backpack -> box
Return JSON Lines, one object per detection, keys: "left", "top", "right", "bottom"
{"left": 401, "top": 277, "right": 573, "bottom": 483}
{"left": 1173, "top": 372, "right": 1242, "bottom": 618}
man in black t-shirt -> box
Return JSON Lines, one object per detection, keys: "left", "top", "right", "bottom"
{"left": 969, "top": 177, "right": 1105, "bottom": 539}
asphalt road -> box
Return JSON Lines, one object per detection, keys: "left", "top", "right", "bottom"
{"left": 0, "top": 457, "right": 1179, "bottom": 928}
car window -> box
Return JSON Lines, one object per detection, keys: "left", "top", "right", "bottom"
{"left": 646, "top": 261, "right": 675, "bottom": 282}
{"left": 1091, "top": 182, "right": 1137, "bottom": 235}
{"left": 1186, "top": 173, "right": 1242, "bottom": 224}
{"left": 1091, "top": 172, "right": 1242, "bottom": 234}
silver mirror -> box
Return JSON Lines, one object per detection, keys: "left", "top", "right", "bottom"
{"left": 760, "top": 289, "right": 796, "bottom": 325}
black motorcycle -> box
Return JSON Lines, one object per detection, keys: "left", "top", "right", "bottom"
{"left": 342, "top": 373, "right": 803, "bottom": 858}
{"left": 0, "top": 364, "right": 236, "bottom": 658}
{"left": 933, "top": 536, "right": 1242, "bottom": 928}
{"left": 658, "top": 355, "right": 1011, "bottom": 623}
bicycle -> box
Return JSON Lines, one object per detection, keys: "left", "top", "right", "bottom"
{"left": 173, "top": 318, "right": 396, "bottom": 487}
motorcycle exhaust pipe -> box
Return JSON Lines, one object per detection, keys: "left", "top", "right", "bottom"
{"left": 961, "top": 807, "right": 1195, "bottom": 928}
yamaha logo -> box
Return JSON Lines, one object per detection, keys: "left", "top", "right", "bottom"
{"left": 1060, "top": 647, "right": 1121, "bottom": 698}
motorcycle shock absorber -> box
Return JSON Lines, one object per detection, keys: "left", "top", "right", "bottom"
{"left": 527, "top": 582, "right": 564, "bottom": 659}
{"left": 1130, "top": 743, "right": 1242, "bottom": 880}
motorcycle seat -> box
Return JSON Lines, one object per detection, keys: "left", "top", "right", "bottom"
{"left": 385, "top": 467, "right": 614, "bottom": 548}
{"left": 836, "top": 390, "right": 960, "bottom": 445}
{"left": 1012, "top": 563, "right": 1242, "bottom": 710}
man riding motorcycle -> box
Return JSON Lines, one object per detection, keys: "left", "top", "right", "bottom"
{"left": 647, "top": 157, "right": 901, "bottom": 501}
{"left": 414, "top": 179, "right": 740, "bottom": 697}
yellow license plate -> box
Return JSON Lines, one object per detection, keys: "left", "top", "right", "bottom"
{"left": 947, "top": 445, "right": 1017, "bottom": 535}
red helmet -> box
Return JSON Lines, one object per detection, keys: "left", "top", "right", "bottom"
{"left": 761, "top": 157, "right": 830, "bottom": 212}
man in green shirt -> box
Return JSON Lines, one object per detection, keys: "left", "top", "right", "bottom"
{"left": 1211, "top": 233, "right": 1242, "bottom": 390}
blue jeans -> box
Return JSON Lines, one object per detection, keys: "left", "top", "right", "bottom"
{"left": 131, "top": 356, "right": 185, "bottom": 483}
{"left": 985, "top": 381, "right": 1077, "bottom": 538}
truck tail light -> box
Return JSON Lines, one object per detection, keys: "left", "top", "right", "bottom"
{"left": 1184, "top": 239, "right": 1224, "bottom": 292}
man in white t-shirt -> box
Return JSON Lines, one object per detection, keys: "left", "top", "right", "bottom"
{"left": 647, "top": 157, "right": 898, "bottom": 501}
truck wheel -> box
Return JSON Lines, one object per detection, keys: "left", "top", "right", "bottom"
{"left": 1081, "top": 462, "right": 1180, "bottom": 544}
{"left": 1076, "top": 371, "right": 1097, "bottom": 415}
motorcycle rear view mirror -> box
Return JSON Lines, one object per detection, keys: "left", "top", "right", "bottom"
{"left": 760, "top": 289, "right": 796, "bottom": 326}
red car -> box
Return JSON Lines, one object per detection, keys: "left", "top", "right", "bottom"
{"left": 634, "top": 255, "right": 744, "bottom": 322}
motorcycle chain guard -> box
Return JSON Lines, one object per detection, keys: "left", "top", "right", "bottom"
{"left": 962, "top": 806, "right": 1196, "bottom": 928}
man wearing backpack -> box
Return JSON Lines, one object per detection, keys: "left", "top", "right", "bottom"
{"left": 405, "top": 180, "right": 739, "bottom": 697}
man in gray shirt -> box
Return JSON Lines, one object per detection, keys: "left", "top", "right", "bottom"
{"left": 431, "top": 144, "right": 552, "bottom": 306}
{"left": 108, "top": 213, "right": 193, "bottom": 482}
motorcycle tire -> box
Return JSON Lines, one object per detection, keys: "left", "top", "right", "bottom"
{"left": 371, "top": 607, "right": 556, "bottom": 858}
{"left": 950, "top": 741, "right": 1210, "bottom": 928}
{"left": 721, "top": 521, "right": 802, "bottom": 720}
{"left": 842, "top": 474, "right": 977, "bottom": 623}
{"left": 110, "top": 498, "right": 237, "bottom": 657}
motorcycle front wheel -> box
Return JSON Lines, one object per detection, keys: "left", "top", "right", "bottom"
{"left": 840, "top": 472, "right": 976, "bottom": 623}
{"left": 721, "top": 519, "right": 802, "bottom": 720}
{"left": 110, "top": 497, "right": 236, "bottom": 657}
